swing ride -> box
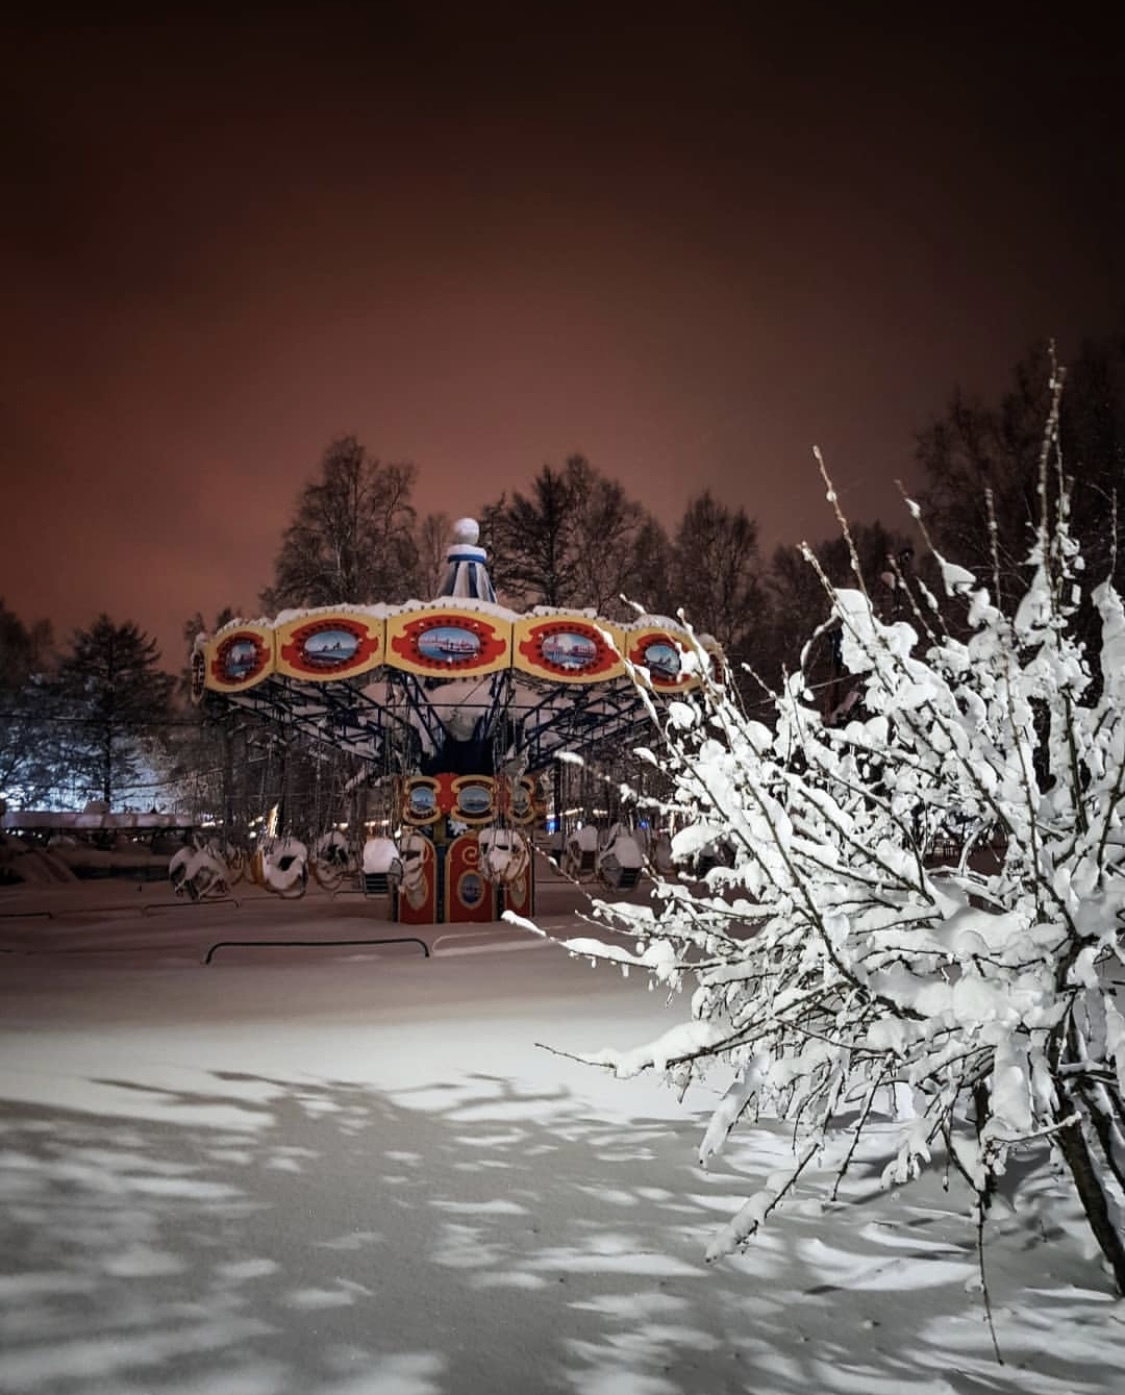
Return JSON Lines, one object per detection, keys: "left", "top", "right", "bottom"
{"left": 185, "top": 520, "right": 721, "bottom": 922}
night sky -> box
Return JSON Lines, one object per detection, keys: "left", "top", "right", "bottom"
{"left": 3, "top": 4, "right": 1122, "bottom": 668}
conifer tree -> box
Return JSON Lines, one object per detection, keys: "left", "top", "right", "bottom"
{"left": 57, "top": 617, "right": 174, "bottom": 808}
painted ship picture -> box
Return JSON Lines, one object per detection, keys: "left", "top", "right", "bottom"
{"left": 299, "top": 627, "right": 361, "bottom": 668}
{"left": 416, "top": 626, "right": 483, "bottom": 663}
{"left": 540, "top": 631, "right": 600, "bottom": 671}
{"left": 641, "top": 639, "right": 681, "bottom": 680}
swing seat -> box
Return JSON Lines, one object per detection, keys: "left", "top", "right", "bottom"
{"left": 597, "top": 830, "right": 644, "bottom": 890}
{"left": 564, "top": 826, "right": 600, "bottom": 881}
{"left": 597, "top": 860, "right": 642, "bottom": 890}
{"left": 361, "top": 837, "right": 402, "bottom": 898}
{"left": 561, "top": 847, "right": 597, "bottom": 881}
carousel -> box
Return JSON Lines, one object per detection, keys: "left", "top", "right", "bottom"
{"left": 184, "top": 520, "right": 719, "bottom": 921}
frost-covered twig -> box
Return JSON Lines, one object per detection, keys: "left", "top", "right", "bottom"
{"left": 533, "top": 374, "right": 1125, "bottom": 1292}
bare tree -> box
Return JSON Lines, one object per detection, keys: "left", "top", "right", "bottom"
{"left": 917, "top": 331, "right": 1125, "bottom": 628}
{"left": 484, "top": 463, "right": 576, "bottom": 608}
{"left": 758, "top": 521, "right": 927, "bottom": 707}
{"left": 566, "top": 458, "right": 665, "bottom": 615}
{"left": 0, "top": 600, "right": 59, "bottom": 807}
{"left": 415, "top": 510, "right": 452, "bottom": 600}
{"left": 263, "top": 437, "right": 421, "bottom": 610}
{"left": 668, "top": 491, "right": 762, "bottom": 663}
{"left": 482, "top": 455, "right": 668, "bottom": 618}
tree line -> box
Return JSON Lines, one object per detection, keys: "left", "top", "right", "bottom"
{"left": 2, "top": 329, "right": 1121, "bottom": 815}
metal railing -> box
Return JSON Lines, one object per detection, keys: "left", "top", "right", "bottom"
{"left": 203, "top": 936, "right": 429, "bottom": 965}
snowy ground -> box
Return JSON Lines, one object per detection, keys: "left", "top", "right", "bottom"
{"left": 1, "top": 872, "right": 1122, "bottom": 1395}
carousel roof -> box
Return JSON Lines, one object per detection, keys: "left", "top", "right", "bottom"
{"left": 191, "top": 521, "right": 720, "bottom": 775}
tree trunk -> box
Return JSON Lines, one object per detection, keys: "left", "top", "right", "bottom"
{"left": 1054, "top": 1099, "right": 1125, "bottom": 1296}
{"left": 102, "top": 734, "right": 113, "bottom": 808}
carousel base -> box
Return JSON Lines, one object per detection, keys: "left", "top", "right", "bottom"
{"left": 383, "top": 833, "right": 535, "bottom": 926}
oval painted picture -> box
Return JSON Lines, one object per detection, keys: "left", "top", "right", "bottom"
{"left": 300, "top": 627, "right": 360, "bottom": 669}
{"left": 408, "top": 786, "right": 436, "bottom": 817}
{"left": 226, "top": 640, "right": 259, "bottom": 676}
{"left": 457, "top": 783, "right": 494, "bottom": 817}
{"left": 508, "top": 781, "right": 532, "bottom": 818}
{"left": 642, "top": 640, "right": 681, "bottom": 680}
{"left": 540, "top": 631, "right": 600, "bottom": 671}
{"left": 416, "top": 625, "right": 483, "bottom": 663}
{"left": 458, "top": 873, "right": 484, "bottom": 907}
{"left": 217, "top": 634, "right": 268, "bottom": 683}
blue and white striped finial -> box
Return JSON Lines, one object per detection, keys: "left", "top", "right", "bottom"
{"left": 438, "top": 518, "right": 496, "bottom": 603}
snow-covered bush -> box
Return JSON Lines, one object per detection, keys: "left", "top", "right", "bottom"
{"left": 562, "top": 378, "right": 1125, "bottom": 1292}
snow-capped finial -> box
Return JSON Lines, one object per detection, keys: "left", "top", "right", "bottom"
{"left": 437, "top": 516, "right": 496, "bottom": 603}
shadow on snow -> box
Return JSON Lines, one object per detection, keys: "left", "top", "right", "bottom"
{"left": 0, "top": 1071, "right": 1121, "bottom": 1395}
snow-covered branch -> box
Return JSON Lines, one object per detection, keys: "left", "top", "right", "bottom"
{"left": 547, "top": 396, "right": 1125, "bottom": 1292}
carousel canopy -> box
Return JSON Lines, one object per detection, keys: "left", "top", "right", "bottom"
{"left": 191, "top": 522, "right": 721, "bottom": 777}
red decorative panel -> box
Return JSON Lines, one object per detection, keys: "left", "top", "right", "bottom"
{"left": 445, "top": 835, "right": 495, "bottom": 923}
{"left": 386, "top": 608, "right": 511, "bottom": 676}
{"left": 276, "top": 613, "right": 381, "bottom": 680}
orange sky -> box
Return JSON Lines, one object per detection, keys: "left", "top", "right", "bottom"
{"left": 3, "top": 5, "right": 1122, "bottom": 668}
